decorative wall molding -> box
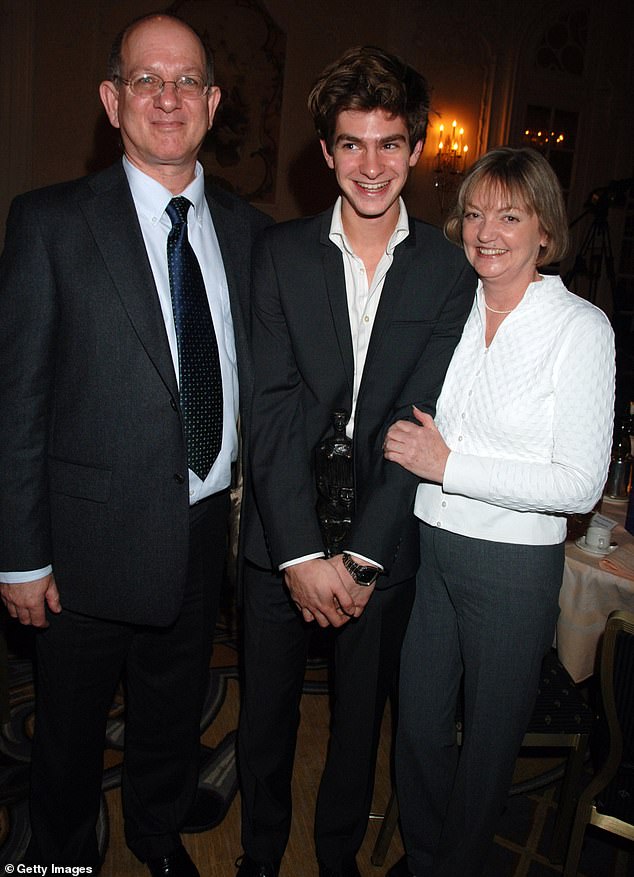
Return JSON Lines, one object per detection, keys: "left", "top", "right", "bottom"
{"left": 169, "top": 0, "right": 286, "bottom": 203}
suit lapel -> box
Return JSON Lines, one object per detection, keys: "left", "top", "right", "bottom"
{"left": 319, "top": 212, "right": 354, "bottom": 395}
{"left": 205, "top": 184, "right": 254, "bottom": 399}
{"left": 363, "top": 221, "right": 417, "bottom": 373}
{"left": 80, "top": 164, "right": 178, "bottom": 398}
{"left": 205, "top": 186, "right": 245, "bottom": 333}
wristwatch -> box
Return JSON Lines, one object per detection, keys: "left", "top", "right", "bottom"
{"left": 342, "top": 553, "right": 380, "bottom": 587}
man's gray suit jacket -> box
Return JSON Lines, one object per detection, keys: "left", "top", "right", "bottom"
{"left": 0, "top": 161, "right": 271, "bottom": 625}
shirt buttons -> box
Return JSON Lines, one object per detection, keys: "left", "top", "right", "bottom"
{"left": 458, "top": 435, "right": 463, "bottom": 442}
{"left": 436, "top": 521, "right": 442, "bottom": 527}
{"left": 363, "top": 315, "right": 370, "bottom": 323}
{"left": 442, "top": 501, "right": 447, "bottom": 508}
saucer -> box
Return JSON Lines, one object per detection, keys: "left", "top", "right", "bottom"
{"left": 575, "top": 536, "right": 617, "bottom": 557}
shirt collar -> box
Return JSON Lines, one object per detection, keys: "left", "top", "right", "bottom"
{"left": 328, "top": 195, "right": 410, "bottom": 256}
{"left": 122, "top": 156, "right": 206, "bottom": 227}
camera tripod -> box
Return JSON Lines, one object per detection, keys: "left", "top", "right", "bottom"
{"left": 564, "top": 198, "right": 617, "bottom": 306}
{"left": 565, "top": 178, "right": 633, "bottom": 306}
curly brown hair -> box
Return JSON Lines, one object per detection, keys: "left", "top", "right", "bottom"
{"left": 307, "top": 45, "right": 430, "bottom": 154}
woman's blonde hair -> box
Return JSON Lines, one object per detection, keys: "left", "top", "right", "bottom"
{"left": 444, "top": 146, "right": 569, "bottom": 266}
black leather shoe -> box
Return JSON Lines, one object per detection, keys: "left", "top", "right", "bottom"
{"left": 235, "top": 853, "right": 280, "bottom": 876}
{"left": 146, "top": 845, "right": 200, "bottom": 877}
{"left": 386, "top": 856, "right": 411, "bottom": 877}
{"left": 318, "top": 860, "right": 361, "bottom": 877}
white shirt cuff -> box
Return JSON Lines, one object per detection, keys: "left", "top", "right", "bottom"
{"left": 279, "top": 553, "right": 325, "bottom": 570}
{"left": 0, "top": 565, "right": 53, "bottom": 584}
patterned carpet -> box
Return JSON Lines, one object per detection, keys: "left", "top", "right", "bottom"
{"left": 0, "top": 620, "right": 242, "bottom": 868}
{"left": 1, "top": 620, "right": 632, "bottom": 876}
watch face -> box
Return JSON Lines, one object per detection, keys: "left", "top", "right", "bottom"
{"left": 355, "top": 566, "right": 378, "bottom": 585}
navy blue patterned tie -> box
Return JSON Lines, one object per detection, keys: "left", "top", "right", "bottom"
{"left": 166, "top": 196, "right": 223, "bottom": 480}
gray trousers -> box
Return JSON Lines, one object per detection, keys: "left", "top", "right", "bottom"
{"left": 396, "top": 523, "right": 563, "bottom": 877}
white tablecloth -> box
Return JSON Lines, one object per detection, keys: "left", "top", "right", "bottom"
{"left": 557, "top": 499, "right": 634, "bottom": 682}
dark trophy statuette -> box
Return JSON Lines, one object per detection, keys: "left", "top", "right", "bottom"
{"left": 315, "top": 409, "right": 354, "bottom": 557}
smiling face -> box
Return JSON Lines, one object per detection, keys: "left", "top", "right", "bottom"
{"left": 461, "top": 183, "right": 549, "bottom": 295}
{"left": 321, "top": 108, "right": 422, "bottom": 230}
{"left": 99, "top": 16, "right": 220, "bottom": 191}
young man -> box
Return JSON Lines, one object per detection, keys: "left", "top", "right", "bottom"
{"left": 0, "top": 14, "right": 270, "bottom": 876}
{"left": 237, "top": 46, "right": 475, "bottom": 877}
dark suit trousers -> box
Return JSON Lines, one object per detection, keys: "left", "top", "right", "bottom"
{"left": 237, "top": 561, "right": 415, "bottom": 869}
{"left": 396, "top": 524, "right": 563, "bottom": 877}
{"left": 26, "top": 490, "right": 230, "bottom": 867}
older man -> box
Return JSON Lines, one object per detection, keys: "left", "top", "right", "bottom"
{"left": 0, "top": 13, "right": 270, "bottom": 876}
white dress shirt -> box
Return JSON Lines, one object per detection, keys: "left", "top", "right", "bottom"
{"left": 415, "top": 274, "right": 615, "bottom": 545}
{"left": 124, "top": 157, "right": 238, "bottom": 503}
{"left": 280, "top": 196, "right": 410, "bottom": 570}
{"left": 1, "top": 159, "right": 237, "bottom": 583}
{"left": 329, "top": 196, "right": 410, "bottom": 437}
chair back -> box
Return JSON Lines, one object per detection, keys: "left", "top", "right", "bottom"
{"left": 594, "top": 610, "right": 634, "bottom": 824}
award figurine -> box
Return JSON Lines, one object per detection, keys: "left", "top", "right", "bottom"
{"left": 315, "top": 409, "right": 354, "bottom": 556}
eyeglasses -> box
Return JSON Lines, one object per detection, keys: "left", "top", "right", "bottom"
{"left": 115, "top": 73, "right": 210, "bottom": 99}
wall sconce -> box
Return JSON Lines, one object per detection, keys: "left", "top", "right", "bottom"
{"left": 433, "top": 119, "right": 469, "bottom": 213}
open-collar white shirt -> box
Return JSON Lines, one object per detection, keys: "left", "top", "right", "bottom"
{"left": 329, "top": 195, "right": 410, "bottom": 437}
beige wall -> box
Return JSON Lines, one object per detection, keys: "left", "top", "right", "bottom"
{"left": 2, "top": 0, "right": 633, "bottom": 276}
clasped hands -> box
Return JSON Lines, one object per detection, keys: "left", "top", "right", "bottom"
{"left": 286, "top": 408, "right": 449, "bottom": 628}
{"left": 383, "top": 405, "right": 449, "bottom": 483}
{"left": 285, "top": 554, "right": 375, "bottom": 628}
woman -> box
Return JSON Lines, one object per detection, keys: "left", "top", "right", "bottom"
{"left": 383, "top": 147, "right": 615, "bottom": 877}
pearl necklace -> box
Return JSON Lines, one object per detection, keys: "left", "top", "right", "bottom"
{"left": 484, "top": 301, "right": 514, "bottom": 315}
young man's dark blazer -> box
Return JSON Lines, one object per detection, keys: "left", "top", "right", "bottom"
{"left": 0, "top": 160, "right": 271, "bottom": 625}
{"left": 238, "top": 205, "right": 475, "bottom": 866}
{"left": 242, "top": 207, "right": 476, "bottom": 583}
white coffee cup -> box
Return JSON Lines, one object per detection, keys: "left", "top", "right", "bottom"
{"left": 585, "top": 525, "right": 611, "bottom": 551}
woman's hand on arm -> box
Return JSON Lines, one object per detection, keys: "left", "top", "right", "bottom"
{"left": 383, "top": 406, "right": 450, "bottom": 483}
